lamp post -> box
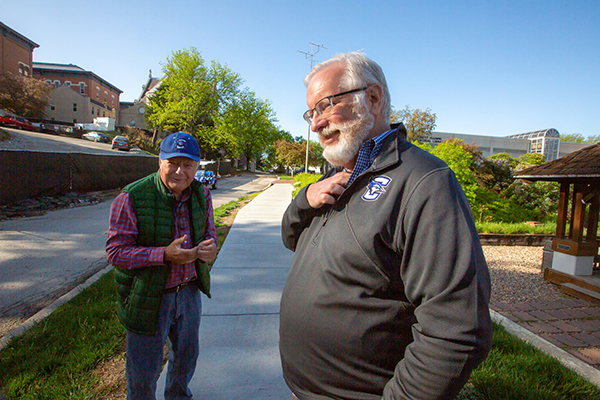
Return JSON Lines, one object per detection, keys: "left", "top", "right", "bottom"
{"left": 298, "top": 42, "right": 326, "bottom": 173}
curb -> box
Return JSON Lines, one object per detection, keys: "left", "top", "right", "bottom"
{"left": 0, "top": 263, "right": 113, "bottom": 351}
{"left": 491, "top": 310, "right": 600, "bottom": 388}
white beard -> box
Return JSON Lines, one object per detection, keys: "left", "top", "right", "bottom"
{"left": 319, "top": 104, "right": 374, "bottom": 167}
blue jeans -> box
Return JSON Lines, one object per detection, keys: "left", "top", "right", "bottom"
{"left": 126, "top": 284, "right": 202, "bottom": 400}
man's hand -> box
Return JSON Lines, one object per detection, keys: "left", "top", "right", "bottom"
{"left": 305, "top": 171, "right": 350, "bottom": 208}
{"left": 164, "top": 235, "right": 199, "bottom": 265}
{"left": 197, "top": 238, "right": 217, "bottom": 263}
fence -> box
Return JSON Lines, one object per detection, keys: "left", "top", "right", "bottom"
{"left": 0, "top": 150, "right": 233, "bottom": 205}
{"left": 0, "top": 150, "right": 158, "bottom": 205}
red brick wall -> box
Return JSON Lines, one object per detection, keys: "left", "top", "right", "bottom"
{"left": 0, "top": 34, "right": 33, "bottom": 76}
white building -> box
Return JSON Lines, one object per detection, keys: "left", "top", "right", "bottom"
{"left": 422, "top": 128, "right": 590, "bottom": 161}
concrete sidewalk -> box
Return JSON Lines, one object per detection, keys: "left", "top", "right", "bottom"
{"left": 157, "top": 182, "right": 294, "bottom": 399}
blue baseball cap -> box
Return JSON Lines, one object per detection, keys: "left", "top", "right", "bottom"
{"left": 160, "top": 132, "right": 200, "bottom": 161}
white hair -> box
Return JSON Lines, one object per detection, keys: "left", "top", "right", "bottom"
{"left": 304, "top": 51, "right": 391, "bottom": 123}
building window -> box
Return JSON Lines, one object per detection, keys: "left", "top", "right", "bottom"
{"left": 65, "top": 81, "right": 71, "bottom": 88}
{"left": 91, "top": 107, "right": 94, "bottom": 115}
{"left": 54, "top": 81, "right": 60, "bottom": 88}
{"left": 103, "top": 111, "right": 106, "bottom": 117}
{"left": 18, "top": 63, "right": 30, "bottom": 76}
{"left": 73, "top": 103, "right": 78, "bottom": 112}
{"left": 50, "top": 102, "right": 55, "bottom": 111}
{"left": 80, "top": 83, "right": 85, "bottom": 94}
{"left": 104, "top": 91, "right": 108, "bottom": 103}
{"left": 73, "top": 119, "right": 77, "bottom": 123}
{"left": 46, "top": 80, "right": 52, "bottom": 85}
{"left": 96, "top": 87, "right": 100, "bottom": 99}
{"left": 112, "top": 95, "right": 115, "bottom": 107}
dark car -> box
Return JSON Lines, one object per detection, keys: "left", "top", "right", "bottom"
{"left": 82, "top": 131, "right": 111, "bottom": 143}
{"left": 111, "top": 135, "right": 130, "bottom": 151}
{"left": 194, "top": 170, "right": 218, "bottom": 189}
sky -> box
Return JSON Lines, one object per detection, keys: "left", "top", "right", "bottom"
{"left": 3, "top": 0, "right": 599, "bottom": 141}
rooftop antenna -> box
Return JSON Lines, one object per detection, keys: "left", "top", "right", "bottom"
{"left": 298, "top": 42, "right": 327, "bottom": 173}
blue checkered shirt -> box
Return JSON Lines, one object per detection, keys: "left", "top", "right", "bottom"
{"left": 346, "top": 128, "right": 394, "bottom": 186}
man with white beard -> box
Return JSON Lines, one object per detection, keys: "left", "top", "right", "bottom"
{"left": 279, "top": 52, "right": 492, "bottom": 400}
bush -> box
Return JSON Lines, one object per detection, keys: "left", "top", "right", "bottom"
{"left": 292, "top": 172, "right": 321, "bottom": 197}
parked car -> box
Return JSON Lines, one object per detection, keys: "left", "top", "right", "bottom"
{"left": 194, "top": 170, "right": 218, "bottom": 189}
{"left": 82, "top": 131, "right": 110, "bottom": 143}
{"left": 0, "top": 115, "right": 35, "bottom": 131}
{"left": 111, "top": 135, "right": 130, "bottom": 151}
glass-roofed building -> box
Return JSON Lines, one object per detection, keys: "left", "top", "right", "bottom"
{"left": 506, "top": 129, "right": 560, "bottom": 161}
{"left": 423, "top": 128, "right": 588, "bottom": 162}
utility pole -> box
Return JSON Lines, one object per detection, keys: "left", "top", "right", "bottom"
{"left": 298, "top": 42, "right": 326, "bottom": 174}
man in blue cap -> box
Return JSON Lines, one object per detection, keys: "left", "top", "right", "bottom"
{"left": 107, "top": 131, "right": 217, "bottom": 399}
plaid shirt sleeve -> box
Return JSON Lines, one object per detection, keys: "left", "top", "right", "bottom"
{"left": 106, "top": 192, "right": 165, "bottom": 269}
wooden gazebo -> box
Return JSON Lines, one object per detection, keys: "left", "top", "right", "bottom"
{"left": 515, "top": 143, "right": 600, "bottom": 301}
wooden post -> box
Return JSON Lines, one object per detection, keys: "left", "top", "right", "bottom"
{"left": 556, "top": 182, "right": 569, "bottom": 239}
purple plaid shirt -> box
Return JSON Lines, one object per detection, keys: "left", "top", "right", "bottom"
{"left": 106, "top": 186, "right": 217, "bottom": 289}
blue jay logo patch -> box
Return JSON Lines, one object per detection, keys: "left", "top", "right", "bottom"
{"left": 362, "top": 176, "right": 392, "bottom": 201}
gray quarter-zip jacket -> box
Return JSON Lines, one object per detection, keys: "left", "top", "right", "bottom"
{"left": 279, "top": 127, "right": 492, "bottom": 400}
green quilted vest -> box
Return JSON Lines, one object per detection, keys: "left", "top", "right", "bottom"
{"left": 113, "top": 172, "right": 211, "bottom": 335}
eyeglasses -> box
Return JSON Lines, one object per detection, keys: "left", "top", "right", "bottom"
{"left": 303, "top": 86, "right": 368, "bottom": 124}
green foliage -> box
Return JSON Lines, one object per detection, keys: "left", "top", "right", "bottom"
{"left": 292, "top": 172, "right": 322, "bottom": 197}
{"left": 214, "top": 89, "right": 278, "bottom": 168}
{"left": 476, "top": 221, "right": 556, "bottom": 234}
{"left": 457, "top": 323, "right": 600, "bottom": 399}
{"left": 516, "top": 153, "right": 545, "bottom": 170}
{"left": 146, "top": 47, "right": 244, "bottom": 155}
{"left": 471, "top": 186, "right": 543, "bottom": 223}
{"left": 391, "top": 105, "right": 437, "bottom": 142}
{"left": 560, "top": 132, "right": 586, "bottom": 143}
{"left": 0, "top": 272, "right": 123, "bottom": 399}
{"left": 505, "top": 180, "right": 559, "bottom": 218}
{"left": 146, "top": 48, "right": 282, "bottom": 165}
{"left": 274, "top": 138, "right": 323, "bottom": 170}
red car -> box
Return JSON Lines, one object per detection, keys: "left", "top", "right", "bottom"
{"left": 0, "top": 115, "right": 35, "bottom": 131}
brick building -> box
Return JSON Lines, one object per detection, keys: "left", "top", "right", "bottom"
{"left": 0, "top": 21, "right": 39, "bottom": 77}
{"left": 33, "top": 62, "right": 122, "bottom": 124}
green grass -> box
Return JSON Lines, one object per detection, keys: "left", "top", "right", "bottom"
{"left": 0, "top": 272, "right": 121, "bottom": 399}
{"left": 476, "top": 221, "right": 556, "bottom": 235}
{"left": 456, "top": 323, "right": 600, "bottom": 399}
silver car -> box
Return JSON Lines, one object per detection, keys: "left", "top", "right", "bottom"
{"left": 111, "top": 135, "right": 130, "bottom": 151}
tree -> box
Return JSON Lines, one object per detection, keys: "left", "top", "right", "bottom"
{"left": 516, "top": 153, "right": 545, "bottom": 170}
{"left": 586, "top": 134, "right": 600, "bottom": 144}
{"left": 0, "top": 72, "right": 51, "bottom": 118}
{"left": 214, "top": 89, "right": 278, "bottom": 170}
{"left": 146, "top": 48, "right": 243, "bottom": 154}
{"left": 392, "top": 105, "right": 437, "bottom": 142}
{"left": 560, "top": 132, "right": 586, "bottom": 143}
{"left": 274, "top": 137, "right": 322, "bottom": 172}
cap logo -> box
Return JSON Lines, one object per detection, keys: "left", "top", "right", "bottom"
{"left": 175, "top": 138, "right": 187, "bottom": 150}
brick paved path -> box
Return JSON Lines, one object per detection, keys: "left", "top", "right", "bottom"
{"left": 491, "top": 298, "right": 600, "bottom": 368}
